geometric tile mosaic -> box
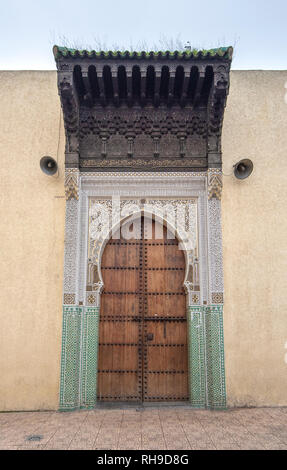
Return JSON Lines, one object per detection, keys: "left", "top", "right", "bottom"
{"left": 205, "top": 305, "right": 226, "bottom": 409}
{"left": 211, "top": 292, "right": 224, "bottom": 304}
{"left": 187, "top": 306, "right": 206, "bottom": 408}
{"left": 63, "top": 293, "right": 76, "bottom": 305}
{"left": 59, "top": 307, "right": 82, "bottom": 410}
{"left": 80, "top": 307, "right": 100, "bottom": 407}
{"left": 187, "top": 305, "right": 226, "bottom": 409}
{"left": 60, "top": 304, "right": 226, "bottom": 410}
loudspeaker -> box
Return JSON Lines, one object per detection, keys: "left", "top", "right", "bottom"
{"left": 40, "top": 156, "right": 58, "bottom": 176}
{"left": 233, "top": 159, "right": 253, "bottom": 179}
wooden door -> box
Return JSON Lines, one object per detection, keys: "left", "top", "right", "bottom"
{"left": 98, "top": 216, "right": 188, "bottom": 402}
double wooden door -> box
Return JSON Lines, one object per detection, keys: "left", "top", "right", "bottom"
{"left": 98, "top": 216, "right": 189, "bottom": 402}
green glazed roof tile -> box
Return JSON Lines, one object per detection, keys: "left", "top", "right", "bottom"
{"left": 53, "top": 45, "right": 233, "bottom": 61}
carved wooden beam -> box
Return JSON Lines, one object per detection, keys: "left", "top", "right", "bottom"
{"left": 180, "top": 68, "right": 190, "bottom": 107}
{"left": 140, "top": 67, "right": 147, "bottom": 106}
{"left": 126, "top": 67, "right": 133, "bottom": 107}
{"left": 111, "top": 66, "right": 119, "bottom": 107}
{"left": 96, "top": 67, "right": 107, "bottom": 106}
{"left": 168, "top": 70, "right": 175, "bottom": 107}
{"left": 193, "top": 68, "right": 205, "bottom": 107}
{"left": 57, "top": 70, "right": 80, "bottom": 168}
{"left": 81, "top": 66, "right": 93, "bottom": 107}
{"left": 154, "top": 67, "right": 161, "bottom": 107}
{"left": 207, "top": 64, "right": 231, "bottom": 166}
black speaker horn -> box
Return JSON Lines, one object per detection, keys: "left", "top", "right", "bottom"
{"left": 233, "top": 159, "right": 253, "bottom": 179}
{"left": 40, "top": 156, "right": 58, "bottom": 176}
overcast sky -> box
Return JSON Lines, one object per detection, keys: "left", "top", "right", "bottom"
{"left": 0, "top": 0, "right": 286, "bottom": 70}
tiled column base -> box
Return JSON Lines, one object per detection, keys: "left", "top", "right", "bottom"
{"left": 187, "top": 306, "right": 206, "bottom": 407}
{"left": 60, "top": 305, "right": 226, "bottom": 410}
{"left": 60, "top": 306, "right": 100, "bottom": 410}
{"left": 80, "top": 307, "right": 100, "bottom": 407}
{"left": 59, "top": 306, "right": 82, "bottom": 410}
{"left": 205, "top": 305, "right": 226, "bottom": 409}
{"left": 187, "top": 305, "right": 226, "bottom": 409}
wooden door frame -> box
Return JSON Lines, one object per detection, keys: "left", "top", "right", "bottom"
{"left": 59, "top": 171, "right": 227, "bottom": 410}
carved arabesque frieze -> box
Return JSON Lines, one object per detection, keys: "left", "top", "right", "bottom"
{"left": 81, "top": 158, "right": 205, "bottom": 169}
{"left": 79, "top": 110, "right": 207, "bottom": 165}
{"left": 79, "top": 111, "right": 207, "bottom": 140}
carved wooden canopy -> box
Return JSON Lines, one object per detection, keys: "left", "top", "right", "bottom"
{"left": 53, "top": 46, "right": 233, "bottom": 172}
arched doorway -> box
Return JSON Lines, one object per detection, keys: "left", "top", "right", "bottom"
{"left": 98, "top": 215, "right": 189, "bottom": 402}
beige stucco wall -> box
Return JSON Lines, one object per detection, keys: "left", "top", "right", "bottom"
{"left": 222, "top": 71, "right": 287, "bottom": 407}
{"left": 0, "top": 71, "right": 65, "bottom": 410}
{"left": 0, "top": 70, "right": 286, "bottom": 410}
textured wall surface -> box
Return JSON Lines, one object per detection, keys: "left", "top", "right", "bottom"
{"left": 222, "top": 71, "right": 287, "bottom": 407}
{"left": 0, "top": 70, "right": 286, "bottom": 410}
{"left": 0, "top": 71, "right": 65, "bottom": 410}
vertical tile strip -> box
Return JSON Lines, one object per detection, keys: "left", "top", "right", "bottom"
{"left": 59, "top": 306, "right": 82, "bottom": 410}
{"left": 187, "top": 306, "right": 206, "bottom": 407}
{"left": 206, "top": 170, "right": 226, "bottom": 408}
{"left": 205, "top": 305, "right": 226, "bottom": 408}
{"left": 81, "top": 307, "right": 100, "bottom": 407}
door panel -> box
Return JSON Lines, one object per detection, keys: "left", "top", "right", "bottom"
{"left": 146, "top": 271, "right": 185, "bottom": 292}
{"left": 101, "top": 294, "right": 139, "bottom": 316}
{"left": 97, "top": 373, "right": 139, "bottom": 400}
{"left": 146, "top": 295, "right": 186, "bottom": 317}
{"left": 143, "top": 219, "right": 188, "bottom": 401}
{"left": 103, "top": 269, "right": 139, "bottom": 292}
{"left": 98, "top": 344, "right": 139, "bottom": 370}
{"left": 102, "top": 242, "right": 141, "bottom": 267}
{"left": 98, "top": 216, "right": 188, "bottom": 402}
{"left": 99, "top": 321, "right": 139, "bottom": 342}
{"left": 145, "top": 374, "right": 188, "bottom": 400}
{"left": 144, "top": 321, "right": 187, "bottom": 343}
{"left": 145, "top": 244, "right": 184, "bottom": 268}
{"left": 98, "top": 230, "right": 142, "bottom": 402}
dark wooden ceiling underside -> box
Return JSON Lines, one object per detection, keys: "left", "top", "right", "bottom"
{"left": 73, "top": 64, "right": 214, "bottom": 108}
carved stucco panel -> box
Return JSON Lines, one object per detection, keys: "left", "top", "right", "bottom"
{"left": 86, "top": 197, "right": 200, "bottom": 308}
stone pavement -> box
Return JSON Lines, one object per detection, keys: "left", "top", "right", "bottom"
{"left": 0, "top": 407, "right": 287, "bottom": 450}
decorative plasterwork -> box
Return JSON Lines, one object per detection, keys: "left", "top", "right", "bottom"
{"left": 77, "top": 172, "right": 209, "bottom": 307}
{"left": 65, "top": 169, "right": 79, "bottom": 200}
{"left": 63, "top": 170, "right": 80, "bottom": 301}
{"left": 208, "top": 168, "right": 223, "bottom": 200}
{"left": 85, "top": 197, "right": 199, "bottom": 308}
{"left": 207, "top": 169, "right": 224, "bottom": 303}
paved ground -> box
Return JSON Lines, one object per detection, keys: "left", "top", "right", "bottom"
{"left": 0, "top": 407, "right": 287, "bottom": 450}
